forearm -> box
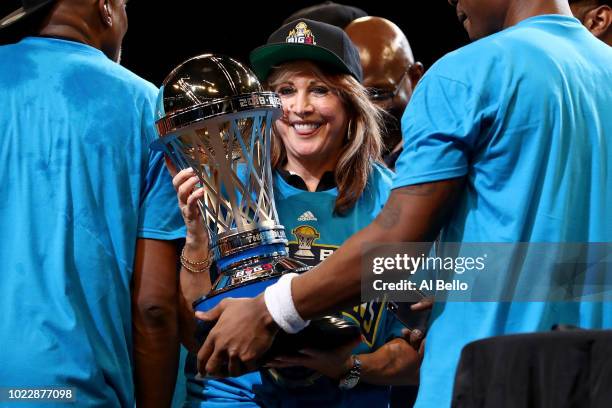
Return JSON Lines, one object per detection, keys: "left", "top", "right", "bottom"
{"left": 133, "top": 311, "right": 179, "bottom": 407}
{"left": 292, "top": 179, "right": 463, "bottom": 320}
{"left": 180, "top": 234, "right": 213, "bottom": 300}
{"left": 178, "top": 241, "right": 212, "bottom": 353}
{"left": 132, "top": 239, "right": 181, "bottom": 408}
{"left": 180, "top": 266, "right": 211, "bottom": 307}
{"left": 178, "top": 285, "right": 199, "bottom": 354}
{"left": 358, "top": 338, "right": 420, "bottom": 386}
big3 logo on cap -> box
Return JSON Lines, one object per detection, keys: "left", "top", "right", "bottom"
{"left": 286, "top": 21, "right": 316, "bottom": 45}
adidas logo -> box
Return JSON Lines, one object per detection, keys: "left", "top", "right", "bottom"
{"left": 297, "top": 211, "right": 317, "bottom": 221}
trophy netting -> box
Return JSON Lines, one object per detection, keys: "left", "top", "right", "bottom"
{"left": 162, "top": 109, "right": 280, "bottom": 245}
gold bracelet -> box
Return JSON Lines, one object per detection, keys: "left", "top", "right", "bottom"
{"left": 180, "top": 246, "right": 211, "bottom": 273}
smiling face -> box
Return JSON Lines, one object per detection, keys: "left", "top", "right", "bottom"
{"left": 270, "top": 62, "right": 349, "bottom": 171}
{"left": 448, "top": 0, "right": 510, "bottom": 40}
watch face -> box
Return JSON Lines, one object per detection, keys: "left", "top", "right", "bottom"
{"left": 339, "top": 356, "right": 361, "bottom": 390}
{"left": 342, "top": 376, "right": 359, "bottom": 389}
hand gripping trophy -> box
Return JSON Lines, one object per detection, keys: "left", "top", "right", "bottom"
{"left": 153, "top": 54, "right": 359, "bottom": 386}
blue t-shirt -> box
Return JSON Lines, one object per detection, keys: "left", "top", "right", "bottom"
{"left": 0, "top": 37, "right": 184, "bottom": 407}
{"left": 185, "top": 164, "right": 403, "bottom": 408}
{"left": 392, "top": 16, "right": 612, "bottom": 407}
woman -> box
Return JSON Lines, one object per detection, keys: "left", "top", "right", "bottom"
{"left": 175, "top": 19, "right": 420, "bottom": 408}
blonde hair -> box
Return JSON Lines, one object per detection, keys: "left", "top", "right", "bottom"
{"left": 267, "top": 62, "right": 384, "bottom": 215}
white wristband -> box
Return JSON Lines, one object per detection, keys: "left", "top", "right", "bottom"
{"left": 264, "top": 273, "right": 310, "bottom": 334}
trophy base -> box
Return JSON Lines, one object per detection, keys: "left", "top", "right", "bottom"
{"left": 262, "top": 315, "right": 361, "bottom": 387}
{"left": 192, "top": 254, "right": 361, "bottom": 386}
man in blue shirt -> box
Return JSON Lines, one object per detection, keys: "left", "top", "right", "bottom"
{"left": 194, "top": 1, "right": 612, "bottom": 407}
{"left": 0, "top": 1, "right": 184, "bottom": 406}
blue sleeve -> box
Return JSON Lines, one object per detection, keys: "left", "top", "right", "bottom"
{"left": 137, "top": 95, "right": 186, "bottom": 240}
{"left": 392, "top": 72, "right": 485, "bottom": 189}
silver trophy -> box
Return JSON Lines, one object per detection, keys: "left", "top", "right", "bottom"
{"left": 153, "top": 54, "right": 358, "bottom": 386}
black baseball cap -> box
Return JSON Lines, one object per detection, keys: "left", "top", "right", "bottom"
{"left": 283, "top": 1, "right": 368, "bottom": 29}
{"left": 250, "top": 18, "right": 363, "bottom": 83}
{"left": 0, "top": 0, "right": 54, "bottom": 29}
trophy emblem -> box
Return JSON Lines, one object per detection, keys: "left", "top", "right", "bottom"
{"left": 153, "top": 54, "right": 359, "bottom": 386}
{"left": 292, "top": 225, "right": 320, "bottom": 258}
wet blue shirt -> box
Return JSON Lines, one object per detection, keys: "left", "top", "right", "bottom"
{"left": 0, "top": 37, "right": 184, "bottom": 407}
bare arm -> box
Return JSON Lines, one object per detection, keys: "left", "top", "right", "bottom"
{"left": 255, "top": 182, "right": 455, "bottom": 383}
{"left": 358, "top": 338, "right": 420, "bottom": 385}
{"left": 292, "top": 178, "right": 464, "bottom": 319}
{"left": 172, "top": 167, "right": 213, "bottom": 354}
{"left": 179, "top": 247, "right": 212, "bottom": 306}
{"left": 268, "top": 336, "right": 420, "bottom": 386}
{"left": 132, "top": 238, "right": 180, "bottom": 408}
{"left": 178, "top": 242, "right": 212, "bottom": 354}
{"left": 196, "top": 178, "right": 463, "bottom": 377}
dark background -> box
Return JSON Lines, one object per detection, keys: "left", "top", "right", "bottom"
{"left": 121, "top": 1, "right": 469, "bottom": 86}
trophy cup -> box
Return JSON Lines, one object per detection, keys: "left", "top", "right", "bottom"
{"left": 153, "top": 54, "right": 359, "bottom": 386}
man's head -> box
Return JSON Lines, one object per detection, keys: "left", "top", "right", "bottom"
{"left": 570, "top": 0, "right": 612, "bottom": 45}
{"left": 0, "top": 0, "right": 128, "bottom": 61}
{"left": 93, "top": 0, "right": 128, "bottom": 62}
{"left": 345, "top": 17, "right": 424, "bottom": 152}
{"left": 446, "top": 0, "right": 513, "bottom": 40}
{"left": 446, "top": 0, "right": 605, "bottom": 41}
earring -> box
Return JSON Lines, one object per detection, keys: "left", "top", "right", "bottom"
{"left": 104, "top": 1, "right": 112, "bottom": 25}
